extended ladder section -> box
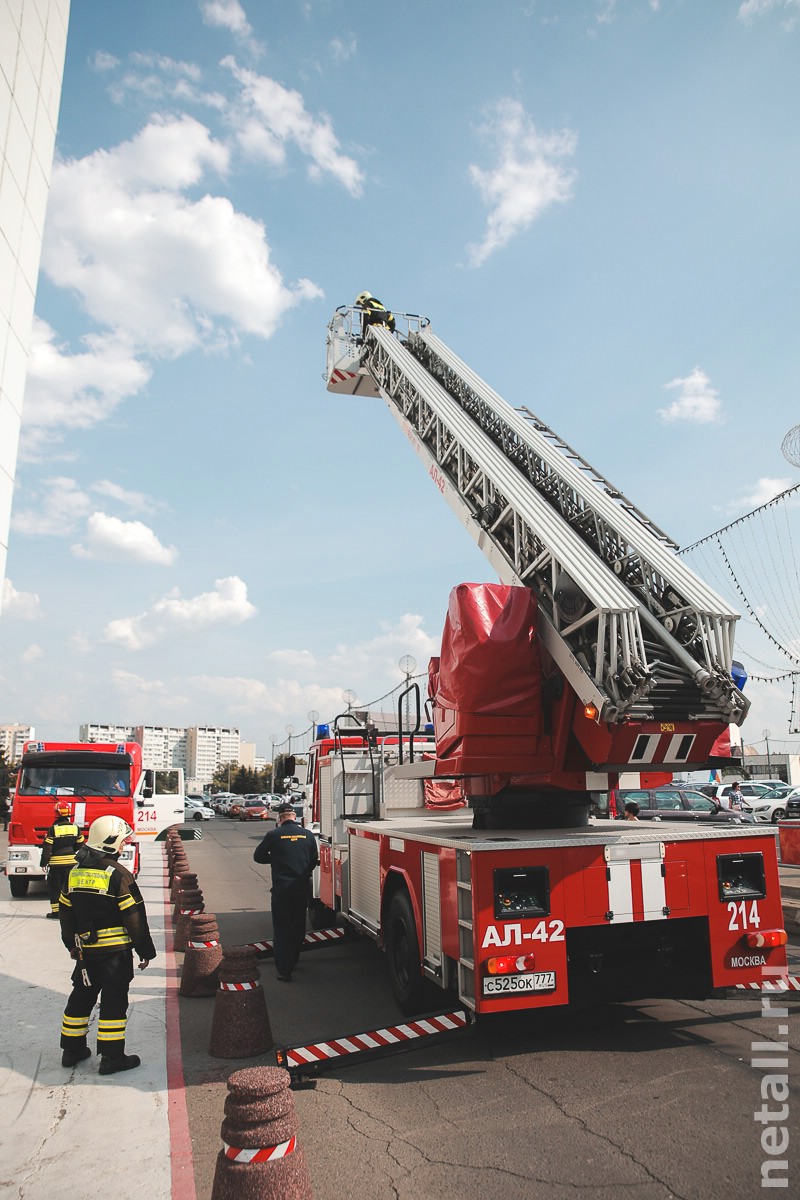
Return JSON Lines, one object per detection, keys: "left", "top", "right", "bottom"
{"left": 326, "top": 310, "right": 748, "bottom": 727}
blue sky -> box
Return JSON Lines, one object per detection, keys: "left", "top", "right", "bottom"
{"left": 2, "top": 0, "right": 800, "bottom": 761}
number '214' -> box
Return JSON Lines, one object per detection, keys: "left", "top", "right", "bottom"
{"left": 727, "top": 900, "right": 761, "bottom": 931}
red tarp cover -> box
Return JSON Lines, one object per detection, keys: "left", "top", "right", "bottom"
{"left": 432, "top": 583, "right": 542, "bottom": 715}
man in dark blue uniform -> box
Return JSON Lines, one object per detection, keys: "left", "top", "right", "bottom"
{"left": 253, "top": 802, "right": 318, "bottom": 981}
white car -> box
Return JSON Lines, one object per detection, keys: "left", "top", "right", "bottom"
{"left": 185, "top": 797, "right": 215, "bottom": 821}
{"left": 744, "top": 788, "right": 790, "bottom": 825}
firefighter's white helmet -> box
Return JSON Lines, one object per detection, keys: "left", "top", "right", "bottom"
{"left": 355, "top": 291, "right": 371, "bottom": 305}
{"left": 86, "top": 814, "right": 133, "bottom": 855}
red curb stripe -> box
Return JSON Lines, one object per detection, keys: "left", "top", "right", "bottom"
{"left": 163, "top": 849, "right": 197, "bottom": 1200}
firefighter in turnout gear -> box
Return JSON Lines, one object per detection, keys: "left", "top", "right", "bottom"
{"left": 253, "top": 802, "right": 319, "bottom": 981}
{"left": 58, "top": 815, "right": 156, "bottom": 1073}
{"left": 40, "top": 801, "right": 85, "bottom": 918}
{"left": 355, "top": 291, "right": 396, "bottom": 339}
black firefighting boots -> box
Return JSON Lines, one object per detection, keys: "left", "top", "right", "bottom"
{"left": 61, "top": 1046, "right": 91, "bottom": 1068}
{"left": 98, "top": 1053, "right": 141, "bottom": 1075}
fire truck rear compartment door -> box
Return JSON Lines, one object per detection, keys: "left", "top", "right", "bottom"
{"left": 422, "top": 851, "right": 442, "bottom": 971}
{"left": 348, "top": 835, "right": 381, "bottom": 931}
{"left": 605, "top": 843, "right": 666, "bottom": 923}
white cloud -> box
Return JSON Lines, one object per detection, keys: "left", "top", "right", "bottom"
{"left": 43, "top": 116, "right": 322, "bottom": 359}
{"left": 1, "top": 579, "right": 41, "bottom": 620}
{"left": 326, "top": 613, "right": 437, "bottom": 683}
{"left": 658, "top": 367, "right": 723, "bottom": 424}
{"left": 20, "top": 644, "right": 44, "bottom": 664}
{"left": 72, "top": 512, "right": 178, "bottom": 564}
{"left": 111, "top": 668, "right": 171, "bottom": 697}
{"left": 20, "top": 319, "right": 152, "bottom": 460}
{"left": 728, "top": 477, "right": 793, "bottom": 513}
{"left": 92, "top": 51, "right": 120, "bottom": 72}
{"left": 11, "top": 477, "right": 91, "bottom": 536}
{"left": 91, "top": 480, "right": 160, "bottom": 515}
{"left": 200, "top": 0, "right": 253, "bottom": 37}
{"left": 330, "top": 35, "right": 357, "bottom": 63}
{"left": 738, "top": 0, "right": 800, "bottom": 25}
{"left": 467, "top": 98, "right": 577, "bottom": 266}
{"left": 103, "top": 575, "right": 256, "bottom": 649}
{"left": 267, "top": 648, "right": 317, "bottom": 670}
{"left": 223, "top": 56, "right": 365, "bottom": 196}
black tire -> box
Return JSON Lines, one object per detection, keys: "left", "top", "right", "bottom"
{"left": 772, "top": 808, "right": 786, "bottom": 823}
{"left": 308, "top": 897, "right": 337, "bottom": 931}
{"left": 385, "top": 890, "right": 426, "bottom": 1015}
{"left": 193, "top": 812, "right": 203, "bottom": 821}
{"left": 9, "top": 876, "right": 30, "bottom": 898}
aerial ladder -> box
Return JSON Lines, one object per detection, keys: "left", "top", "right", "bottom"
{"left": 325, "top": 306, "right": 748, "bottom": 827}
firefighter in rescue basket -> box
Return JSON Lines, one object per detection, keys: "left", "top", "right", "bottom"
{"left": 40, "top": 800, "right": 85, "bottom": 918}
{"left": 58, "top": 814, "right": 156, "bottom": 1074}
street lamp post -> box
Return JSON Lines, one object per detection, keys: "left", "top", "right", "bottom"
{"left": 763, "top": 729, "right": 772, "bottom": 777}
{"left": 307, "top": 709, "right": 320, "bottom": 745}
{"left": 342, "top": 689, "right": 357, "bottom": 714}
{"left": 269, "top": 734, "right": 278, "bottom": 792}
{"left": 399, "top": 654, "right": 417, "bottom": 734}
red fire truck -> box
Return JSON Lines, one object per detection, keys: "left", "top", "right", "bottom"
{"left": 309, "top": 308, "right": 789, "bottom": 1016}
{"left": 4, "top": 741, "right": 186, "bottom": 897}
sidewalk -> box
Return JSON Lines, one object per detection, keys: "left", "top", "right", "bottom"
{"left": 0, "top": 841, "right": 184, "bottom": 1200}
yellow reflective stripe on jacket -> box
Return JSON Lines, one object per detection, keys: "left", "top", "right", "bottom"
{"left": 79, "top": 925, "right": 131, "bottom": 949}
{"left": 49, "top": 853, "right": 79, "bottom": 865}
{"left": 118, "top": 893, "right": 137, "bottom": 911}
{"left": 69, "top": 866, "right": 113, "bottom": 893}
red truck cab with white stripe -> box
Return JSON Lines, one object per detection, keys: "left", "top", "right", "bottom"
{"left": 4, "top": 741, "right": 186, "bottom": 897}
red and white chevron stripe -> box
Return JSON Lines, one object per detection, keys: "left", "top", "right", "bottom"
{"left": 735, "top": 976, "right": 800, "bottom": 992}
{"left": 187, "top": 939, "right": 220, "bottom": 948}
{"left": 219, "top": 980, "right": 260, "bottom": 991}
{"left": 179, "top": 908, "right": 203, "bottom": 916}
{"left": 222, "top": 1135, "right": 296, "bottom": 1163}
{"left": 330, "top": 369, "right": 357, "bottom": 384}
{"left": 280, "top": 1010, "right": 469, "bottom": 1069}
{"left": 246, "top": 928, "right": 345, "bottom": 956}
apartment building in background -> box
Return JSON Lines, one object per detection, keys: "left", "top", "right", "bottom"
{"left": 185, "top": 726, "right": 241, "bottom": 787}
{"left": 0, "top": 721, "right": 35, "bottom": 761}
{"left": 0, "top": 0, "right": 70, "bottom": 594}
{"left": 80, "top": 721, "right": 241, "bottom": 787}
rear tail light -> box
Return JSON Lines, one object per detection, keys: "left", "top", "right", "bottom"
{"left": 486, "top": 954, "right": 536, "bottom": 975}
{"left": 745, "top": 930, "right": 787, "bottom": 948}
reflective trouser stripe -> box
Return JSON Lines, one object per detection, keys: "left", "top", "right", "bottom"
{"left": 61, "top": 1014, "right": 90, "bottom": 1039}
{"left": 97, "top": 1018, "right": 127, "bottom": 1042}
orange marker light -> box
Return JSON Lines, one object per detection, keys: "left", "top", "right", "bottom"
{"left": 583, "top": 704, "right": 598, "bottom": 721}
{"left": 745, "top": 930, "right": 788, "bottom": 949}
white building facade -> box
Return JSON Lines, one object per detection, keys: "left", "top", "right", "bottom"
{"left": 0, "top": 721, "right": 34, "bottom": 761}
{"left": 0, "top": 0, "right": 70, "bottom": 593}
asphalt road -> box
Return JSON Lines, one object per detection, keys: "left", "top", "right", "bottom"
{"left": 179, "top": 817, "right": 800, "bottom": 1200}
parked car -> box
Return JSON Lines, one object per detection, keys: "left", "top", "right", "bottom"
{"left": 700, "top": 782, "right": 774, "bottom": 805}
{"left": 746, "top": 787, "right": 791, "bottom": 824}
{"left": 185, "top": 797, "right": 215, "bottom": 821}
{"left": 212, "top": 793, "right": 237, "bottom": 814}
{"left": 229, "top": 797, "right": 271, "bottom": 820}
{"left": 786, "top": 788, "right": 800, "bottom": 820}
{"left": 612, "top": 786, "right": 743, "bottom": 823}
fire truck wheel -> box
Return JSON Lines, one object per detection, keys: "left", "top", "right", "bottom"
{"left": 386, "top": 890, "right": 425, "bottom": 1015}
{"left": 9, "top": 877, "right": 30, "bottom": 898}
{"left": 308, "top": 897, "right": 337, "bottom": 931}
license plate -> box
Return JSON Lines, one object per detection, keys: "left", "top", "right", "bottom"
{"left": 483, "top": 970, "right": 556, "bottom": 996}
{"left": 14, "top": 867, "right": 27, "bottom": 873}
